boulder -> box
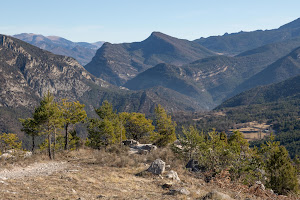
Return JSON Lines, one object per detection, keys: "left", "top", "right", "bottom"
{"left": 147, "top": 159, "right": 165, "bottom": 175}
{"left": 140, "top": 144, "right": 157, "bottom": 151}
{"left": 24, "top": 151, "right": 32, "bottom": 158}
{"left": 186, "top": 159, "right": 200, "bottom": 172}
{"left": 255, "top": 181, "right": 265, "bottom": 190}
{"left": 162, "top": 183, "right": 173, "bottom": 189}
{"left": 129, "top": 143, "right": 157, "bottom": 154}
{"left": 169, "top": 188, "right": 190, "bottom": 196}
{"left": 0, "top": 153, "right": 13, "bottom": 159}
{"left": 6, "top": 149, "right": 16, "bottom": 154}
{"left": 249, "top": 181, "right": 267, "bottom": 196}
{"left": 122, "top": 139, "right": 139, "bottom": 147}
{"left": 165, "top": 170, "right": 180, "bottom": 181}
{"left": 201, "top": 190, "right": 234, "bottom": 200}
{"left": 138, "top": 149, "right": 148, "bottom": 155}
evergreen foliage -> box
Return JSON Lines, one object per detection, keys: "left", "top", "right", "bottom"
{"left": 19, "top": 118, "right": 39, "bottom": 152}
{"left": 59, "top": 99, "right": 87, "bottom": 150}
{"left": 153, "top": 104, "right": 177, "bottom": 147}
{"left": 261, "top": 135, "right": 299, "bottom": 195}
{"left": 0, "top": 133, "right": 22, "bottom": 153}
{"left": 32, "top": 91, "right": 63, "bottom": 159}
{"left": 87, "top": 101, "right": 125, "bottom": 149}
{"left": 175, "top": 129, "right": 299, "bottom": 195}
{"left": 120, "top": 112, "right": 154, "bottom": 142}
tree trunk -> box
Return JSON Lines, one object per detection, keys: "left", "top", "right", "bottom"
{"left": 120, "top": 122, "right": 123, "bottom": 148}
{"left": 32, "top": 135, "right": 35, "bottom": 153}
{"left": 64, "top": 123, "right": 69, "bottom": 150}
{"left": 53, "top": 129, "right": 56, "bottom": 160}
{"left": 48, "top": 132, "right": 52, "bottom": 160}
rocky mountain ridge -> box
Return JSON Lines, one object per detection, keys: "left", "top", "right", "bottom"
{"left": 13, "top": 33, "right": 104, "bottom": 65}
{"left": 195, "top": 18, "right": 300, "bottom": 55}
{"left": 0, "top": 34, "right": 109, "bottom": 108}
{"left": 84, "top": 32, "right": 215, "bottom": 85}
{"left": 217, "top": 75, "right": 300, "bottom": 109}
{"left": 0, "top": 34, "right": 212, "bottom": 136}
{"left": 233, "top": 46, "right": 300, "bottom": 94}
{"left": 124, "top": 37, "right": 300, "bottom": 108}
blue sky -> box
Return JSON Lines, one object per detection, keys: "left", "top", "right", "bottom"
{"left": 1, "top": 0, "right": 299, "bottom": 43}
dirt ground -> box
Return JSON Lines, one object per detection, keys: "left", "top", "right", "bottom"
{"left": 0, "top": 149, "right": 296, "bottom": 200}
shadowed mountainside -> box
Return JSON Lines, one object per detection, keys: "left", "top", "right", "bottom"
{"left": 195, "top": 18, "right": 300, "bottom": 55}
{"left": 124, "top": 38, "right": 300, "bottom": 107}
{"left": 84, "top": 32, "right": 215, "bottom": 85}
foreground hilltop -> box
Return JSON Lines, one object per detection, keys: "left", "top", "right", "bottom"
{"left": 0, "top": 148, "right": 296, "bottom": 200}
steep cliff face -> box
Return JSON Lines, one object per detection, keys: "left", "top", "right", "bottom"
{"left": 0, "top": 34, "right": 109, "bottom": 109}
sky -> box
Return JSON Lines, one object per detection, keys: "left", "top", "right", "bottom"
{"left": 1, "top": 0, "right": 299, "bottom": 43}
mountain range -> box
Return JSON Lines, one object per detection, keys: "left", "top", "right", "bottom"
{"left": 124, "top": 37, "right": 300, "bottom": 108}
{"left": 84, "top": 32, "right": 215, "bottom": 85}
{"left": 217, "top": 75, "right": 300, "bottom": 109}
{"left": 0, "top": 35, "right": 208, "bottom": 136}
{"left": 13, "top": 33, "right": 104, "bottom": 65}
{"left": 195, "top": 18, "right": 300, "bottom": 55}
{"left": 2, "top": 18, "right": 300, "bottom": 138}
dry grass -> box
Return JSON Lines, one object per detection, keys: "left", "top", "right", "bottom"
{"left": 0, "top": 147, "right": 298, "bottom": 200}
{"left": 0, "top": 148, "right": 189, "bottom": 200}
{"left": 229, "top": 121, "right": 271, "bottom": 141}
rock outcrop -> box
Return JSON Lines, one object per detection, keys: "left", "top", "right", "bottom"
{"left": 0, "top": 34, "right": 109, "bottom": 109}
{"left": 147, "top": 159, "right": 165, "bottom": 175}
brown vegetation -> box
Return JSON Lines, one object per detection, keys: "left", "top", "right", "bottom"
{"left": 0, "top": 148, "right": 298, "bottom": 200}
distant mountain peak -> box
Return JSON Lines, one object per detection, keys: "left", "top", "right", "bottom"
{"left": 150, "top": 31, "right": 167, "bottom": 37}
{"left": 147, "top": 31, "right": 179, "bottom": 42}
{"left": 195, "top": 17, "right": 300, "bottom": 55}
{"left": 13, "top": 33, "right": 104, "bottom": 65}
{"left": 85, "top": 32, "right": 215, "bottom": 85}
{"left": 279, "top": 17, "right": 300, "bottom": 29}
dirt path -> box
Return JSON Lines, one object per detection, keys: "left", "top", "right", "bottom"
{"left": 0, "top": 161, "right": 69, "bottom": 180}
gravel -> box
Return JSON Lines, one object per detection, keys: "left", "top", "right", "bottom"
{"left": 0, "top": 161, "right": 68, "bottom": 180}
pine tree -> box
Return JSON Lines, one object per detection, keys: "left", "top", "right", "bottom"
{"left": 59, "top": 99, "right": 87, "bottom": 150}
{"left": 228, "top": 130, "right": 249, "bottom": 154}
{"left": 262, "top": 136, "right": 299, "bottom": 195}
{"left": 0, "top": 133, "right": 22, "bottom": 153}
{"left": 177, "top": 126, "right": 204, "bottom": 160}
{"left": 33, "top": 91, "right": 63, "bottom": 159}
{"left": 87, "top": 118, "right": 116, "bottom": 148}
{"left": 120, "top": 112, "right": 154, "bottom": 142}
{"left": 153, "top": 104, "right": 177, "bottom": 147}
{"left": 19, "top": 118, "right": 39, "bottom": 152}
{"left": 87, "top": 101, "right": 125, "bottom": 149}
{"left": 95, "top": 100, "right": 116, "bottom": 121}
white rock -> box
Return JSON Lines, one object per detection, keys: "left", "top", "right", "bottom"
{"left": 147, "top": 159, "right": 165, "bottom": 175}
{"left": 165, "top": 170, "right": 180, "bottom": 181}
